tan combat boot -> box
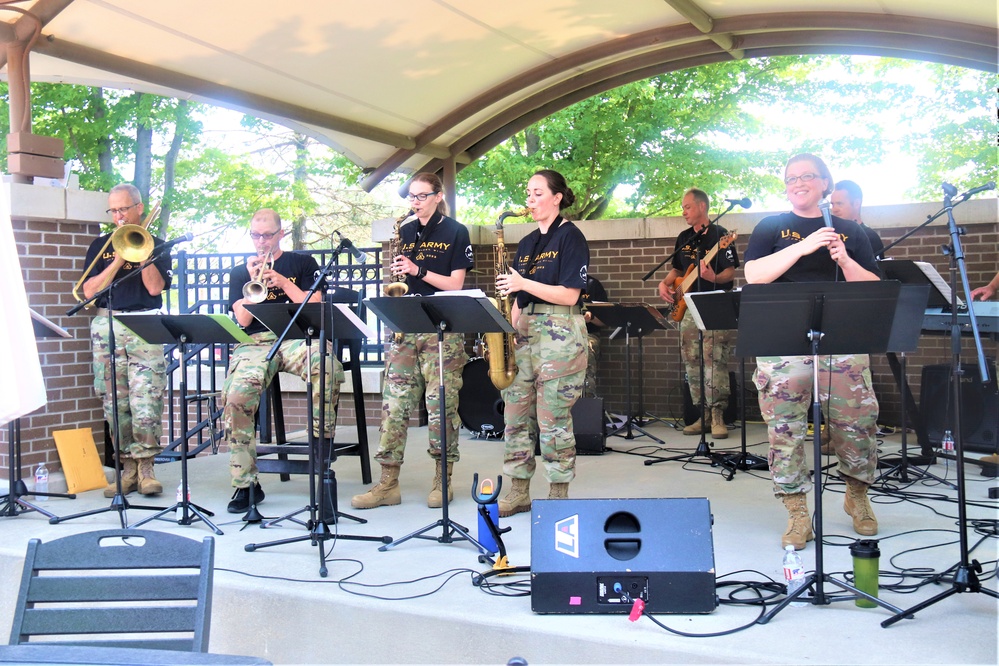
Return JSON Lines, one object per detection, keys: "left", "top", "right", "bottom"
{"left": 683, "top": 418, "right": 705, "bottom": 436}
{"left": 498, "top": 477, "right": 532, "bottom": 517}
{"left": 104, "top": 458, "right": 138, "bottom": 498}
{"left": 781, "top": 493, "right": 814, "bottom": 550}
{"left": 711, "top": 407, "right": 728, "bottom": 439}
{"left": 819, "top": 424, "right": 834, "bottom": 455}
{"left": 427, "top": 462, "right": 454, "bottom": 508}
{"left": 136, "top": 456, "right": 162, "bottom": 495}
{"left": 548, "top": 482, "right": 569, "bottom": 499}
{"left": 843, "top": 476, "right": 878, "bottom": 536}
{"left": 351, "top": 465, "right": 402, "bottom": 509}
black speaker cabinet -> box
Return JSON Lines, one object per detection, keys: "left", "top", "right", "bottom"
{"left": 572, "top": 397, "right": 606, "bottom": 455}
{"left": 920, "top": 361, "right": 998, "bottom": 454}
{"left": 530, "top": 498, "right": 717, "bottom": 614}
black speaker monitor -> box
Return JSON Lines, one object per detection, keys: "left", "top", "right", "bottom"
{"left": 530, "top": 498, "right": 717, "bottom": 614}
{"left": 920, "top": 360, "right": 998, "bottom": 455}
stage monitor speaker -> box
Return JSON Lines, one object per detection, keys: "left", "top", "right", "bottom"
{"left": 530, "top": 498, "right": 717, "bottom": 614}
{"left": 572, "top": 397, "right": 606, "bottom": 455}
{"left": 920, "top": 360, "right": 998, "bottom": 454}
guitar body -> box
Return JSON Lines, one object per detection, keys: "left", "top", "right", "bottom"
{"left": 665, "top": 230, "right": 737, "bottom": 323}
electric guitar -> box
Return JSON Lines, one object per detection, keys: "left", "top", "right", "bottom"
{"left": 665, "top": 231, "right": 737, "bottom": 323}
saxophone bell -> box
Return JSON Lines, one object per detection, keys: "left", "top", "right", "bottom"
{"left": 383, "top": 210, "right": 415, "bottom": 297}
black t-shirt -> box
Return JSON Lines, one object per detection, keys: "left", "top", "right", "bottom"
{"left": 512, "top": 217, "right": 590, "bottom": 308}
{"left": 582, "top": 276, "right": 608, "bottom": 334}
{"left": 228, "top": 252, "right": 325, "bottom": 334}
{"left": 82, "top": 232, "right": 172, "bottom": 310}
{"left": 744, "top": 212, "right": 880, "bottom": 282}
{"left": 399, "top": 212, "right": 474, "bottom": 296}
{"left": 860, "top": 224, "right": 885, "bottom": 260}
{"left": 670, "top": 223, "right": 740, "bottom": 293}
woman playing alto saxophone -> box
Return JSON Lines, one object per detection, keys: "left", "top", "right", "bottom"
{"left": 494, "top": 169, "right": 590, "bottom": 516}
{"left": 351, "top": 172, "right": 474, "bottom": 511}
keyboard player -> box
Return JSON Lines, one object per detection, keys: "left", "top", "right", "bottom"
{"left": 971, "top": 271, "right": 999, "bottom": 302}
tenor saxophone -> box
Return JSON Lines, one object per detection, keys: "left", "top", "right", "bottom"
{"left": 484, "top": 209, "right": 527, "bottom": 390}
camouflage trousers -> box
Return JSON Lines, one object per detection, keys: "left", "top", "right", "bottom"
{"left": 583, "top": 332, "right": 601, "bottom": 397}
{"left": 680, "top": 309, "right": 733, "bottom": 409}
{"left": 753, "top": 354, "right": 879, "bottom": 496}
{"left": 91, "top": 315, "right": 166, "bottom": 459}
{"left": 502, "top": 313, "right": 587, "bottom": 484}
{"left": 376, "top": 332, "right": 465, "bottom": 466}
{"left": 221, "top": 332, "right": 343, "bottom": 488}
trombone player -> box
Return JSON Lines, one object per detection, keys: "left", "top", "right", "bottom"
{"left": 81, "top": 183, "right": 171, "bottom": 497}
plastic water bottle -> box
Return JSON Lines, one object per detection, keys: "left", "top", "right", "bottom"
{"left": 942, "top": 429, "right": 955, "bottom": 452}
{"left": 782, "top": 545, "right": 807, "bottom": 607}
{"left": 175, "top": 482, "right": 190, "bottom": 518}
{"left": 34, "top": 462, "right": 49, "bottom": 501}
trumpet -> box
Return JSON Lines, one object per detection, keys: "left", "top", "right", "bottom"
{"left": 73, "top": 201, "right": 159, "bottom": 306}
{"left": 242, "top": 251, "right": 274, "bottom": 303}
{"left": 383, "top": 209, "right": 416, "bottom": 297}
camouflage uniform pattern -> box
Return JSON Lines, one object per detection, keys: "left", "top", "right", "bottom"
{"left": 584, "top": 332, "right": 600, "bottom": 397}
{"left": 753, "top": 354, "right": 878, "bottom": 495}
{"left": 221, "top": 332, "right": 343, "bottom": 488}
{"left": 679, "top": 309, "right": 733, "bottom": 409}
{"left": 376, "top": 332, "right": 465, "bottom": 466}
{"left": 91, "top": 315, "right": 166, "bottom": 459}
{"left": 502, "top": 313, "right": 587, "bottom": 483}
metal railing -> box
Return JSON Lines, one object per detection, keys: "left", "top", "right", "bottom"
{"left": 158, "top": 246, "right": 386, "bottom": 460}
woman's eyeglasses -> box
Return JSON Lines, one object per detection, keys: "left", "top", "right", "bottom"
{"left": 784, "top": 173, "right": 821, "bottom": 186}
{"left": 406, "top": 192, "right": 438, "bottom": 201}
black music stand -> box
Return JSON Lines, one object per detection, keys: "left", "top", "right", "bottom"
{"left": 121, "top": 314, "right": 251, "bottom": 535}
{"left": 2, "top": 310, "right": 76, "bottom": 520}
{"left": 365, "top": 294, "right": 513, "bottom": 555}
{"left": 736, "top": 281, "right": 908, "bottom": 622}
{"left": 585, "top": 303, "right": 671, "bottom": 444}
{"left": 242, "top": 302, "right": 390, "bottom": 557}
{"left": 684, "top": 289, "right": 768, "bottom": 476}
{"left": 874, "top": 285, "right": 950, "bottom": 485}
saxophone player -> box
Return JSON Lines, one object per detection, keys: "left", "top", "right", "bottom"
{"left": 494, "top": 169, "right": 590, "bottom": 516}
{"left": 351, "top": 173, "right": 474, "bottom": 510}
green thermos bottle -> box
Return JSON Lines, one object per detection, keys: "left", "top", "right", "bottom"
{"left": 850, "top": 539, "right": 880, "bottom": 608}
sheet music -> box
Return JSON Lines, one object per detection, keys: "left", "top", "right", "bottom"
{"left": 912, "top": 261, "right": 962, "bottom": 308}
{"left": 432, "top": 288, "right": 487, "bottom": 298}
{"left": 29, "top": 308, "right": 71, "bottom": 338}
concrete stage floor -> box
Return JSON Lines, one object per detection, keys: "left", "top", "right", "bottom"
{"left": 1, "top": 419, "right": 997, "bottom": 665}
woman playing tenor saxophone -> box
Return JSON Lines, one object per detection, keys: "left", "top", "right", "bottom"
{"left": 494, "top": 169, "right": 590, "bottom": 516}
{"left": 351, "top": 172, "right": 474, "bottom": 511}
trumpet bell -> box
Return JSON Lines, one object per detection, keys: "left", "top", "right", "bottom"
{"left": 110, "top": 224, "right": 154, "bottom": 263}
{"left": 242, "top": 281, "right": 269, "bottom": 303}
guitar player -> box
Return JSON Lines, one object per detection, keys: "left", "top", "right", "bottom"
{"left": 657, "top": 188, "right": 740, "bottom": 439}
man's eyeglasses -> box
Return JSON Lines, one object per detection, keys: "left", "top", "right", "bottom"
{"left": 250, "top": 230, "right": 282, "bottom": 241}
{"left": 784, "top": 173, "right": 821, "bottom": 186}
{"left": 406, "top": 192, "right": 438, "bottom": 202}
{"left": 106, "top": 203, "right": 140, "bottom": 216}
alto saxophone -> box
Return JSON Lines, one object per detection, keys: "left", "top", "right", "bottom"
{"left": 485, "top": 209, "right": 527, "bottom": 390}
{"left": 383, "top": 209, "right": 416, "bottom": 297}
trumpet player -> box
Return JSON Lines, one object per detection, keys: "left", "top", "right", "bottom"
{"left": 82, "top": 183, "right": 171, "bottom": 498}
{"left": 222, "top": 209, "right": 344, "bottom": 513}
{"left": 494, "top": 170, "right": 589, "bottom": 516}
{"left": 351, "top": 172, "right": 473, "bottom": 510}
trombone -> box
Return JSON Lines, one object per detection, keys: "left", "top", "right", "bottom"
{"left": 72, "top": 202, "right": 159, "bottom": 307}
{"left": 242, "top": 251, "right": 274, "bottom": 303}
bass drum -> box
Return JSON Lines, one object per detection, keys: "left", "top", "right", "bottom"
{"left": 458, "top": 358, "right": 505, "bottom": 438}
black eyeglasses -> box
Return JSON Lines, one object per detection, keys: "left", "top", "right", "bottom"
{"left": 106, "top": 203, "right": 140, "bottom": 215}
{"left": 406, "top": 192, "right": 438, "bottom": 202}
{"left": 784, "top": 173, "right": 821, "bottom": 186}
{"left": 249, "top": 230, "right": 282, "bottom": 241}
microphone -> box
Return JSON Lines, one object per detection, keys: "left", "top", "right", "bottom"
{"left": 818, "top": 200, "right": 834, "bottom": 228}
{"left": 160, "top": 231, "right": 194, "bottom": 251}
{"left": 333, "top": 230, "right": 370, "bottom": 264}
{"left": 724, "top": 197, "right": 752, "bottom": 209}
{"left": 962, "top": 181, "right": 996, "bottom": 198}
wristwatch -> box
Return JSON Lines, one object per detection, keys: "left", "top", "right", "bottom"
{"left": 417, "top": 266, "right": 427, "bottom": 279}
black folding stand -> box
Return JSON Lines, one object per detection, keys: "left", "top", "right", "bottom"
{"left": 365, "top": 294, "right": 513, "bottom": 555}
{"left": 683, "top": 289, "right": 767, "bottom": 476}
{"left": 585, "top": 303, "right": 671, "bottom": 444}
{"left": 2, "top": 310, "right": 75, "bottom": 520}
{"left": 243, "top": 302, "right": 390, "bottom": 573}
{"left": 121, "top": 314, "right": 250, "bottom": 535}
{"left": 873, "top": 285, "right": 947, "bottom": 486}
{"left": 735, "top": 281, "right": 909, "bottom": 623}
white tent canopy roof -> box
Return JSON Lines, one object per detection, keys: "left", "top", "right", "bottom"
{"left": 2, "top": 0, "right": 996, "bottom": 189}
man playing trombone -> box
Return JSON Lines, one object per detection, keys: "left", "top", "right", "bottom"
{"left": 81, "top": 183, "right": 171, "bottom": 497}
{"left": 222, "top": 208, "right": 343, "bottom": 513}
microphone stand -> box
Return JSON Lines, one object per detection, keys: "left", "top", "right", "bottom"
{"left": 58, "top": 246, "right": 173, "bottom": 526}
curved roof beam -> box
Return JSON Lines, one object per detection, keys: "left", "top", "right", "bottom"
{"left": 363, "top": 12, "right": 997, "bottom": 191}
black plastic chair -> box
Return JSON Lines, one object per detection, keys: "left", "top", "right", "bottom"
{"left": 8, "top": 529, "right": 214, "bottom": 652}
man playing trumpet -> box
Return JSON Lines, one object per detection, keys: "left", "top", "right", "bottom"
{"left": 222, "top": 209, "right": 343, "bottom": 513}
{"left": 81, "top": 183, "right": 172, "bottom": 497}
